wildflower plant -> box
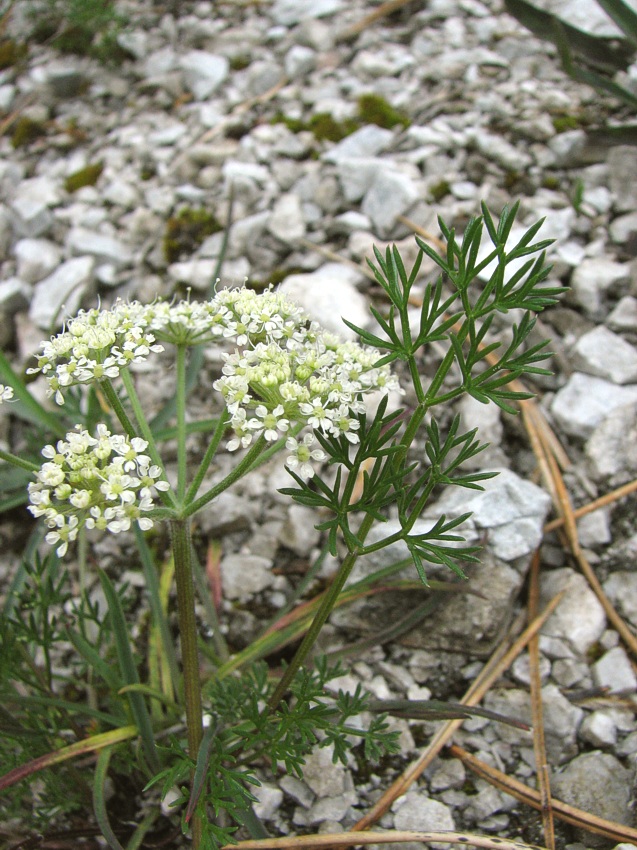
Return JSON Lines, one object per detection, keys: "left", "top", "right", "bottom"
{"left": 0, "top": 202, "right": 565, "bottom": 848}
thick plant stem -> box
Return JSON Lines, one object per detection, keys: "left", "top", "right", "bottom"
{"left": 170, "top": 518, "right": 203, "bottom": 847}
{"left": 267, "top": 512, "right": 376, "bottom": 711}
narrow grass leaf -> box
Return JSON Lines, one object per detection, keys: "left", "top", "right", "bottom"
{"left": 134, "top": 525, "right": 180, "bottom": 700}
{"left": 94, "top": 747, "right": 126, "bottom": 850}
{"left": 0, "top": 725, "right": 138, "bottom": 791}
{"left": 98, "top": 568, "right": 160, "bottom": 773}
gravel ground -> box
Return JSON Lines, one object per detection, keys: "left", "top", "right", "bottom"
{"left": 2, "top": 0, "right": 637, "bottom": 847}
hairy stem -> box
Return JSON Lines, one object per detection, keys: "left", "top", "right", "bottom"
{"left": 170, "top": 518, "right": 203, "bottom": 848}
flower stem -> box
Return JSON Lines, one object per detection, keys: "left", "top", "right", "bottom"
{"left": 99, "top": 378, "right": 138, "bottom": 439}
{"left": 176, "top": 345, "right": 187, "bottom": 502}
{"left": 183, "top": 434, "right": 267, "bottom": 517}
{"left": 0, "top": 447, "right": 39, "bottom": 472}
{"left": 109, "top": 371, "right": 177, "bottom": 509}
{"left": 185, "top": 408, "right": 230, "bottom": 505}
{"left": 267, "top": 511, "right": 376, "bottom": 711}
{"left": 170, "top": 518, "right": 203, "bottom": 847}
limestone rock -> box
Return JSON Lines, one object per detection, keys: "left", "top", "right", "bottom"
{"left": 29, "top": 256, "right": 95, "bottom": 329}
{"left": 551, "top": 372, "right": 637, "bottom": 439}
{"left": 571, "top": 326, "right": 637, "bottom": 384}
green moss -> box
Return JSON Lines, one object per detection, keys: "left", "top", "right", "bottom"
{"left": 0, "top": 39, "right": 27, "bottom": 70}
{"left": 229, "top": 54, "right": 251, "bottom": 72}
{"left": 272, "top": 94, "right": 409, "bottom": 145}
{"left": 542, "top": 175, "right": 561, "bottom": 191}
{"left": 308, "top": 113, "right": 359, "bottom": 142}
{"left": 11, "top": 117, "right": 47, "bottom": 149}
{"left": 270, "top": 112, "right": 307, "bottom": 134}
{"left": 356, "top": 93, "right": 411, "bottom": 130}
{"left": 271, "top": 112, "right": 358, "bottom": 142}
{"left": 27, "top": 0, "right": 127, "bottom": 64}
{"left": 163, "top": 208, "right": 222, "bottom": 264}
{"left": 429, "top": 180, "right": 450, "bottom": 202}
{"left": 552, "top": 114, "right": 581, "bottom": 133}
{"left": 503, "top": 170, "right": 523, "bottom": 190}
{"left": 64, "top": 162, "right": 104, "bottom": 192}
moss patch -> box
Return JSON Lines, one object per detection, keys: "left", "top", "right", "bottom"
{"left": 0, "top": 39, "right": 27, "bottom": 70}
{"left": 64, "top": 162, "right": 104, "bottom": 192}
{"left": 429, "top": 180, "right": 451, "bottom": 202}
{"left": 308, "top": 113, "right": 359, "bottom": 142}
{"left": 163, "top": 207, "right": 222, "bottom": 264}
{"left": 11, "top": 117, "right": 48, "bottom": 149}
{"left": 356, "top": 93, "right": 411, "bottom": 130}
{"left": 552, "top": 114, "right": 582, "bottom": 133}
{"left": 272, "top": 93, "right": 410, "bottom": 143}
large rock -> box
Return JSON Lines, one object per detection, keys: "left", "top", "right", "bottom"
{"left": 586, "top": 401, "right": 637, "bottom": 483}
{"left": 29, "top": 256, "right": 95, "bottom": 330}
{"left": 570, "top": 257, "right": 631, "bottom": 318}
{"left": 540, "top": 568, "right": 606, "bottom": 654}
{"left": 279, "top": 263, "right": 370, "bottom": 338}
{"left": 393, "top": 791, "right": 455, "bottom": 832}
{"left": 551, "top": 372, "right": 637, "bottom": 439}
{"left": 220, "top": 552, "right": 273, "bottom": 601}
{"left": 324, "top": 125, "right": 394, "bottom": 163}
{"left": 67, "top": 228, "right": 133, "bottom": 267}
{"left": 10, "top": 177, "right": 60, "bottom": 237}
{"left": 571, "top": 326, "right": 637, "bottom": 384}
{"left": 361, "top": 168, "right": 420, "bottom": 237}
{"left": 180, "top": 51, "right": 229, "bottom": 100}
{"left": 608, "top": 146, "right": 637, "bottom": 212}
{"left": 14, "top": 238, "right": 61, "bottom": 284}
{"left": 271, "top": 0, "right": 344, "bottom": 27}
{"left": 551, "top": 751, "right": 632, "bottom": 844}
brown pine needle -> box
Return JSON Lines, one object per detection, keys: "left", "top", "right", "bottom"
{"left": 397, "top": 214, "right": 448, "bottom": 253}
{"left": 450, "top": 744, "right": 637, "bottom": 846}
{"left": 229, "top": 830, "right": 550, "bottom": 850}
{"left": 336, "top": 0, "right": 418, "bottom": 41}
{"left": 351, "top": 593, "right": 564, "bottom": 831}
{"left": 527, "top": 552, "right": 555, "bottom": 850}
{"left": 544, "top": 477, "right": 637, "bottom": 532}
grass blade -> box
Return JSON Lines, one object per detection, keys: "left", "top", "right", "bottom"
{"left": 597, "top": 0, "right": 637, "bottom": 46}
{"left": 0, "top": 349, "right": 67, "bottom": 437}
{"left": 0, "top": 725, "right": 137, "bottom": 791}
{"left": 94, "top": 747, "right": 126, "bottom": 850}
{"left": 98, "top": 568, "right": 160, "bottom": 773}
{"left": 134, "top": 525, "right": 181, "bottom": 701}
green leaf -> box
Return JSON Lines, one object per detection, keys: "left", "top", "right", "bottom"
{"left": 94, "top": 747, "right": 126, "bottom": 850}
{"left": 598, "top": 0, "right": 637, "bottom": 45}
{"left": 504, "top": 0, "right": 635, "bottom": 73}
{"left": 0, "top": 349, "right": 67, "bottom": 437}
{"left": 98, "top": 568, "right": 160, "bottom": 773}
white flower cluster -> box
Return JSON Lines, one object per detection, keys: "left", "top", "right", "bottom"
{"left": 27, "top": 301, "right": 164, "bottom": 406}
{"left": 0, "top": 384, "right": 14, "bottom": 403}
{"left": 213, "top": 327, "right": 398, "bottom": 477}
{"left": 27, "top": 288, "right": 309, "bottom": 405}
{"left": 28, "top": 425, "right": 170, "bottom": 556}
{"left": 27, "top": 286, "right": 399, "bottom": 479}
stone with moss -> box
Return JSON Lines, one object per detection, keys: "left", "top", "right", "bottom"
{"left": 356, "top": 93, "right": 411, "bottom": 130}
{"left": 0, "top": 39, "right": 27, "bottom": 70}
{"left": 64, "top": 163, "right": 104, "bottom": 193}
{"left": 11, "top": 118, "right": 47, "bottom": 150}
{"left": 163, "top": 208, "right": 222, "bottom": 264}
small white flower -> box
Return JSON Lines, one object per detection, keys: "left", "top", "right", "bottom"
{"left": 0, "top": 385, "right": 14, "bottom": 404}
{"left": 255, "top": 404, "right": 290, "bottom": 442}
{"left": 299, "top": 398, "right": 330, "bottom": 430}
{"left": 285, "top": 434, "right": 326, "bottom": 479}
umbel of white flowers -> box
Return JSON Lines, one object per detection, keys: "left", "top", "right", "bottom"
{"left": 18, "top": 286, "right": 399, "bottom": 555}
{"left": 27, "top": 426, "right": 171, "bottom": 556}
